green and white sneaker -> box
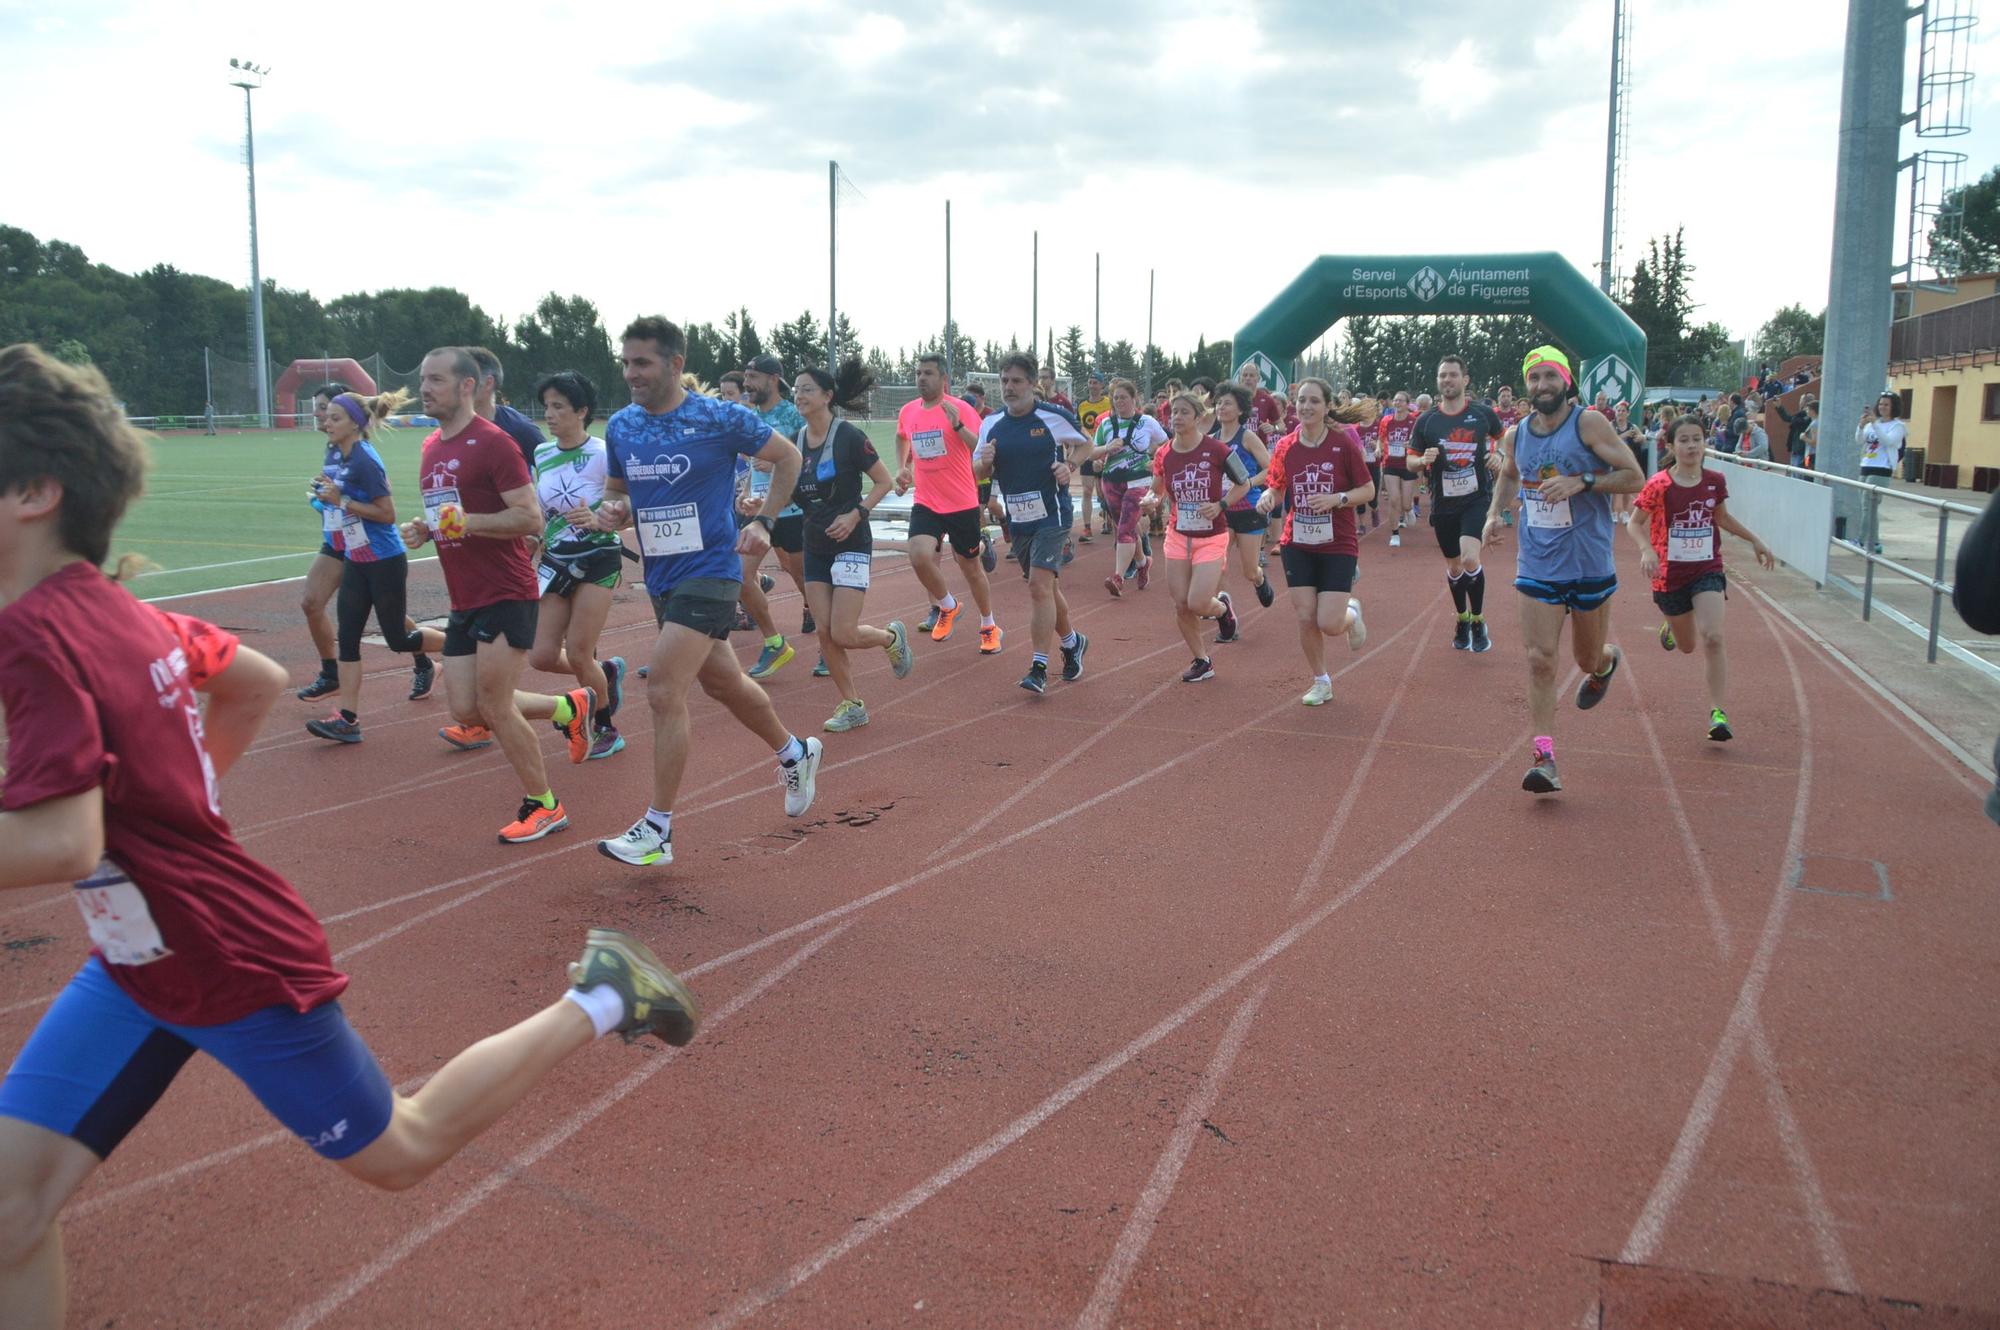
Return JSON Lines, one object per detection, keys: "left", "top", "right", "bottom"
{"left": 598, "top": 816, "right": 670, "bottom": 866}
{"left": 824, "top": 699, "right": 870, "bottom": 732}
{"left": 884, "top": 620, "right": 915, "bottom": 680}
{"left": 1301, "top": 678, "right": 1334, "bottom": 706}
{"left": 567, "top": 928, "right": 700, "bottom": 1046}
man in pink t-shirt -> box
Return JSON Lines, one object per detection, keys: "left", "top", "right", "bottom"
{"left": 0, "top": 343, "right": 700, "bottom": 1325}
{"left": 896, "top": 352, "right": 1001, "bottom": 652}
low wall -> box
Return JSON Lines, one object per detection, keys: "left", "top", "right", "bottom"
{"left": 1707, "top": 454, "right": 1832, "bottom": 584}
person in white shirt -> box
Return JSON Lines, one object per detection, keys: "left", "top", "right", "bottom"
{"left": 1857, "top": 394, "right": 1908, "bottom": 483}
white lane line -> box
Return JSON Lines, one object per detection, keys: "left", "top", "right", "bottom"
{"left": 697, "top": 735, "right": 1527, "bottom": 1330}
{"left": 279, "top": 925, "right": 848, "bottom": 1330}
{"left": 1745, "top": 581, "right": 1992, "bottom": 788}
{"left": 1620, "top": 647, "right": 1853, "bottom": 1289}
{"left": 1074, "top": 980, "right": 1273, "bottom": 1330}
{"left": 1289, "top": 611, "right": 1438, "bottom": 908}
{"left": 1614, "top": 595, "right": 1817, "bottom": 1271}
{"left": 331, "top": 873, "right": 527, "bottom": 963}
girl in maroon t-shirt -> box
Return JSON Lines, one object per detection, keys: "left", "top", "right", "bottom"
{"left": 1257, "top": 380, "right": 1377, "bottom": 706}
{"left": 1142, "top": 391, "right": 1254, "bottom": 683}
{"left": 1628, "top": 414, "right": 1776, "bottom": 742}
{"left": 0, "top": 345, "right": 700, "bottom": 1321}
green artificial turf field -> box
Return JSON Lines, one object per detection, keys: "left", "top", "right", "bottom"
{"left": 121, "top": 420, "right": 902, "bottom": 601}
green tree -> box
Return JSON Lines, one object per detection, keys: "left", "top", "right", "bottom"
{"left": 682, "top": 320, "right": 735, "bottom": 386}
{"left": 1751, "top": 304, "right": 1826, "bottom": 367}
{"left": 512, "top": 293, "right": 619, "bottom": 405}
{"left": 723, "top": 307, "right": 762, "bottom": 366}
{"left": 1930, "top": 164, "right": 2000, "bottom": 275}
{"left": 1056, "top": 324, "right": 1089, "bottom": 383}
{"left": 771, "top": 309, "right": 824, "bottom": 378}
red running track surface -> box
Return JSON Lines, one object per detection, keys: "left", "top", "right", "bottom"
{"left": 2, "top": 522, "right": 1995, "bottom": 1329}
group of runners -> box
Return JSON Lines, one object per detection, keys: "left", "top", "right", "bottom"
{"left": 0, "top": 323, "right": 1793, "bottom": 1321}
{"left": 287, "top": 332, "right": 1783, "bottom": 819}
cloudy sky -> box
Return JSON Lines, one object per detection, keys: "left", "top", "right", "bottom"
{"left": 6, "top": 0, "right": 2000, "bottom": 365}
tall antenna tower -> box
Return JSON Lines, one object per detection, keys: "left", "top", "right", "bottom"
{"left": 1903, "top": 0, "right": 1977, "bottom": 296}
{"left": 1598, "top": 0, "right": 1632, "bottom": 297}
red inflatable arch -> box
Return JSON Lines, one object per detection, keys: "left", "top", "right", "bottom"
{"left": 272, "top": 358, "right": 377, "bottom": 428}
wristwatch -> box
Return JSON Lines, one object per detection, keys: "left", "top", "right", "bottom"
{"left": 1581, "top": 472, "right": 1597, "bottom": 491}
{"left": 751, "top": 515, "right": 775, "bottom": 533}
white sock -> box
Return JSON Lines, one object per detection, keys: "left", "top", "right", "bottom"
{"left": 777, "top": 735, "right": 805, "bottom": 765}
{"left": 981, "top": 614, "right": 996, "bottom": 628}
{"left": 1315, "top": 673, "right": 1331, "bottom": 686}
{"left": 938, "top": 593, "right": 957, "bottom": 612}
{"left": 645, "top": 806, "right": 672, "bottom": 838}
{"left": 565, "top": 982, "right": 625, "bottom": 1040}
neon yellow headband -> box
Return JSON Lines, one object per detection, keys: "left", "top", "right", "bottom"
{"left": 1522, "top": 345, "right": 1573, "bottom": 387}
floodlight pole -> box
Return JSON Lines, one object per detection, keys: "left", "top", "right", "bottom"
{"left": 828, "top": 160, "right": 838, "bottom": 372}
{"left": 229, "top": 62, "right": 272, "bottom": 428}
{"left": 1031, "top": 230, "right": 1038, "bottom": 361}
{"left": 944, "top": 200, "right": 953, "bottom": 383}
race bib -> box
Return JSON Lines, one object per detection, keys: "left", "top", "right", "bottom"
{"left": 748, "top": 467, "right": 772, "bottom": 498}
{"left": 1292, "top": 510, "right": 1334, "bottom": 545}
{"left": 536, "top": 559, "right": 559, "bottom": 595}
{"left": 635, "top": 503, "right": 702, "bottom": 557}
{"left": 1443, "top": 467, "right": 1478, "bottom": 499}
{"left": 340, "top": 510, "right": 370, "bottom": 552}
{"left": 1005, "top": 491, "right": 1048, "bottom": 523}
{"left": 423, "top": 486, "right": 460, "bottom": 534}
{"left": 912, "top": 430, "right": 947, "bottom": 460}
{"left": 1522, "top": 485, "right": 1572, "bottom": 530}
{"left": 1668, "top": 524, "right": 1713, "bottom": 562}
{"left": 830, "top": 551, "right": 871, "bottom": 589}
{"left": 1175, "top": 502, "right": 1205, "bottom": 533}
{"left": 74, "top": 860, "right": 169, "bottom": 967}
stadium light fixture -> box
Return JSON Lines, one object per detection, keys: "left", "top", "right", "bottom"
{"left": 227, "top": 58, "right": 271, "bottom": 425}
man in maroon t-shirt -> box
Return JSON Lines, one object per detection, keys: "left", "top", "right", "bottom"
{"left": 1237, "top": 360, "right": 1283, "bottom": 432}
{"left": 0, "top": 343, "right": 699, "bottom": 1326}
{"left": 398, "top": 347, "right": 594, "bottom": 844}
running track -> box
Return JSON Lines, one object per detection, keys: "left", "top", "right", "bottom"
{"left": 2, "top": 521, "right": 1995, "bottom": 1328}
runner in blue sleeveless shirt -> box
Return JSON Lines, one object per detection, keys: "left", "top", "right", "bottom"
{"left": 1485, "top": 346, "right": 1645, "bottom": 794}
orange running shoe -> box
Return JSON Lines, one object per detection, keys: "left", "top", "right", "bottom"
{"left": 930, "top": 602, "right": 962, "bottom": 642}
{"left": 978, "top": 621, "right": 1003, "bottom": 655}
{"left": 499, "top": 797, "right": 569, "bottom": 843}
{"left": 440, "top": 723, "right": 493, "bottom": 750}
{"left": 554, "top": 686, "right": 597, "bottom": 764}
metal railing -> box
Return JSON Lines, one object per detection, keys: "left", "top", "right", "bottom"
{"left": 1708, "top": 449, "right": 1986, "bottom": 666}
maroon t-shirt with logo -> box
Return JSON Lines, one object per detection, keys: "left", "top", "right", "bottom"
{"left": 0, "top": 565, "right": 346, "bottom": 1024}
{"left": 1153, "top": 436, "right": 1248, "bottom": 538}
{"left": 1267, "top": 425, "right": 1374, "bottom": 555}
{"left": 1636, "top": 468, "right": 1730, "bottom": 592}
{"left": 420, "top": 415, "right": 540, "bottom": 611}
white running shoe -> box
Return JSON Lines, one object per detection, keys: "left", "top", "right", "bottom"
{"left": 1388, "top": 531, "right": 1401, "bottom": 548}
{"left": 1346, "top": 597, "right": 1367, "bottom": 651}
{"left": 782, "top": 736, "right": 823, "bottom": 817}
{"left": 1301, "top": 678, "right": 1334, "bottom": 706}
{"left": 598, "top": 817, "right": 672, "bottom": 866}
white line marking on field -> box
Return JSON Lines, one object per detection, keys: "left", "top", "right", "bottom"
{"left": 1074, "top": 980, "right": 1272, "bottom": 1330}
{"left": 698, "top": 733, "right": 1525, "bottom": 1330}
{"left": 1613, "top": 597, "right": 1831, "bottom": 1276}
{"left": 1289, "top": 613, "right": 1437, "bottom": 908}
{"left": 279, "top": 925, "right": 847, "bottom": 1330}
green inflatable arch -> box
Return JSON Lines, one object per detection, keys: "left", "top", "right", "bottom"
{"left": 1232, "top": 252, "right": 1646, "bottom": 406}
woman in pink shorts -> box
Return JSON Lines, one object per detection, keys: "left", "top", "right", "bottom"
{"left": 1088, "top": 377, "right": 1169, "bottom": 597}
{"left": 1143, "top": 390, "right": 1254, "bottom": 682}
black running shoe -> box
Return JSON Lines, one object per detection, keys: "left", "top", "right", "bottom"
{"left": 1215, "top": 591, "right": 1239, "bottom": 643}
{"left": 1060, "top": 632, "right": 1088, "bottom": 682}
{"left": 1182, "top": 657, "right": 1215, "bottom": 683}
{"left": 1522, "top": 754, "right": 1561, "bottom": 794}
{"left": 408, "top": 656, "right": 435, "bottom": 701}
{"left": 1254, "top": 577, "right": 1274, "bottom": 609}
{"left": 801, "top": 608, "right": 816, "bottom": 635}
{"left": 1576, "top": 645, "right": 1623, "bottom": 710}
{"left": 1469, "top": 619, "right": 1491, "bottom": 653}
{"left": 1019, "top": 662, "right": 1048, "bottom": 694}
{"left": 297, "top": 673, "right": 338, "bottom": 701}
{"left": 758, "top": 572, "right": 775, "bottom": 593}
{"left": 1452, "top": 618, "right": 1473, "bottom": 651}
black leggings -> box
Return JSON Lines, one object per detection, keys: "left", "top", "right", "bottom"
{"left": 1365, "top": 462, "right": 1382, "bottom": 515}
{"left": 336, "top": 557, "right": 427, "bottom": 663}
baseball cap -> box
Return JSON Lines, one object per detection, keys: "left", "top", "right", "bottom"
{"left": 746, "top": 353, "right": 784, "bottom": 377}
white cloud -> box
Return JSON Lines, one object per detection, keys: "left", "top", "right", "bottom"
{"left": 3, "top": 0, "right": 1997, "bottom": 373}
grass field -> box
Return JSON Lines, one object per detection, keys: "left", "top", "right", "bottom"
{"left": 122, "top": 421, "right": 904, "bottom": 601}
